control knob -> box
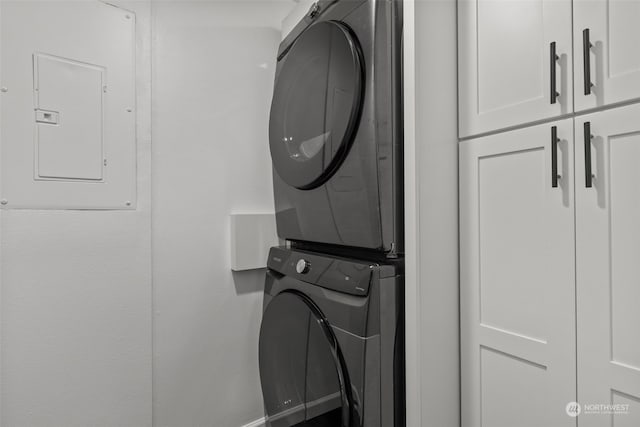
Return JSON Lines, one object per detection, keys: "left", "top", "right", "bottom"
{"left": 296, "top": 259, "right": 310, "bottom": 274}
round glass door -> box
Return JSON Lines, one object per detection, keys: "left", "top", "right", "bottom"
{"left": 259, "top": 291, "right": 352, "bottom": 427}
{"left": 269, "top": 21, "right": 364, "bottom": 190}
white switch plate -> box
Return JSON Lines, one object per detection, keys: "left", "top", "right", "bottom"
{"left": 230, "top": 213, "right": 279, "bottom": 271}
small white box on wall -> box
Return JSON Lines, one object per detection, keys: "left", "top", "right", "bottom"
{"left": 230, "top": 213, "right": 280, "bottom": 271}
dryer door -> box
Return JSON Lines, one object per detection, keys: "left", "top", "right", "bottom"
{"left": 259, "top": 290, "right": 353, "bottom": 427}
{"left": 269, "top": 21, "right": 364, "bottom": 190}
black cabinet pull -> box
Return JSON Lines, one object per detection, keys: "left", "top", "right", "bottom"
{"left": 583, "top": 29, "right": 593, "bottom": 95}
{"left": 584, "top": 122, "right": 593, "bottom": 188}
{"left": 551, "top": 126, "right": 559, "bottom": 188}
{"left": 550, "top": 42, "right": 559, "bottom": 104}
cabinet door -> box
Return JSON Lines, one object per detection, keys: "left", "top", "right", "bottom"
{"left": 458, "top": 0, "right": 573, "bottom": 138}
{"left": 575, "top": 105, "right": 640, "bottom": 427}
{"left": 460, "top": 119, "right": 576, "bottom": 427}
{"left": 574, "top": 0, "right": 640, "bottom": 112}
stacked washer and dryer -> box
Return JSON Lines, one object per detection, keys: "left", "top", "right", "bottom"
{"left": 258, "top": 1, "right": 404, "bottom": 426}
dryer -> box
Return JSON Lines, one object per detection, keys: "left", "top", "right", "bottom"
{"left": 269, "top": 0, "right": 403, "bottom": 256}
{"left": 259, "top": 247, "right": 404, "bottom": 427}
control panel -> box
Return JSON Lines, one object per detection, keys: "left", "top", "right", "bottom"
{"left": 268, "top": 247, "right": 375, "bottom": 296}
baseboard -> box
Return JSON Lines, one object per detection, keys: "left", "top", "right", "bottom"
{"left": 241, "top": 417, "right": 265, "bottom": 427}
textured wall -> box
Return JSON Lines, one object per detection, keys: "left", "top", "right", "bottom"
{"left": 0, "top": 1, "right": 153, "bottom": 426}
{"left": 0, "top": 1, "right": 297, "bottom": 426}
{"left": 151, "top": 2, "right": 293, "bottom": 426}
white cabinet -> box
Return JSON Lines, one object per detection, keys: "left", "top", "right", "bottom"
{"left": 459, "top": 1, "right": 640, "bottom": 424}
{"left": 458, "top": 0, "right": 573, "bottom": 137}
{"left": 574, "top": 0, "right": 640, "bottom": 112}
{"left": 575, "top": 104, "right": 640, "bottom": 427}
{"left": 460, "top": 119, "right": 576, "bottom": 427}
{"left": 461, "top": 107, "right": 640, "bottom": 427}
{"left": 459, "top": 0, "right": 640, "bottom": 134}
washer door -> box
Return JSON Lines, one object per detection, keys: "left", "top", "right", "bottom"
{"left": 269, "top": 21, "right": 364, "bottom": 190}
{"left": 259, "top": 291, "right": 353, "bottom": 427}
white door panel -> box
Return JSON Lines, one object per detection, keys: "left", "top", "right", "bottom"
{"left": 460, "top": 119, "right": 576, "bottom": 427}
{"left": 576, "top": 104, "right": 640, "bottom": 427}
{"left": 459, "top": 0, "right": 573, "bottom": 137}
{"left": 574, "top": 0, "right": 640, "bottom": 111}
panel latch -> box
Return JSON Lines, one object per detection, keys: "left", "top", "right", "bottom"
{"left": 35, "top": 109, "right": 60, "bottom": 125}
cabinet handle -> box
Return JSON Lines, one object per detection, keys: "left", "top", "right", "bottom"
{"left": 551, "top": 126, "right": 560, "bottom": 188}
{"left": 550, "top": 42, "right": 559, "bottom": 104}
{"left": 583, "top": 29, "right": 593, "bottom": 95}
{"left": 584, "top": 121, "right": 593, "bottom": 188}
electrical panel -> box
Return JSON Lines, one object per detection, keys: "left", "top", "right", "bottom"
{"left": 0, "top": 1, "right": 136, "bottom": 209}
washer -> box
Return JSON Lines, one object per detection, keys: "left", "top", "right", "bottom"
{"left": 269, "top": 0, "right": 403, "bottom": 255}
{"left": 258, "top": 247, "right": 404, "bottom": 427}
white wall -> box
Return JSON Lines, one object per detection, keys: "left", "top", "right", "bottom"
{"left": 415, "top": 0, "right": 460, "bottom": 425}
{"left": 151, "top": 2, "right": 293, "bottom": 426}
{"left": 404, "top": 0, "right": 460, "bottom": 426}
{"left": 0, "top": 1, "right": 294, "bottom": 426}
{"left": 0, "top": 1, "right": 153, "bottom": 426}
